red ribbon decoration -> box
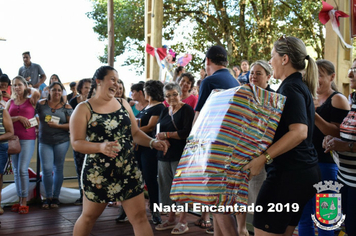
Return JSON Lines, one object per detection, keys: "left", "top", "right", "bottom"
{"left": 319, "top": 1, "right": 349, "bottom": 27}
{"left": 145, "top": 44, "right": 167, "bottom": 61}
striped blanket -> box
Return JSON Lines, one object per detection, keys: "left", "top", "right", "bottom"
{"left": 170, "top": 84, "right": 286, "bottom": 210}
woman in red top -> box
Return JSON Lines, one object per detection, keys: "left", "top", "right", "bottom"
{"left": 164, "top": 73, "right": 197, "bottom": 109}
{"left": 6, "top": 76, "right": 40, "bottom": 214}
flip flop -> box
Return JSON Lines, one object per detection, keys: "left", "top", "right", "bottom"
{"left": 206, "top": 226, "right": 214, "bottom": 235}
{"left": 11, "top": 203, "right": 20, "bottom": 212}
{"left": 18, "top": 206, "right": 29, "bottom": 214}
{"left": 155, "top": 220, "right": 177, "bottom": 231}
{"left": 171, "top": 222, "right": 189, "bottom": 235}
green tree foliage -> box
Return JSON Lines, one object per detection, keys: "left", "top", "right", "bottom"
{"left": 87, "top": 0, "right": 324, "bottom": 73}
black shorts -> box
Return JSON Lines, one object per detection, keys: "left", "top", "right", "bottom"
{"left": 253, "top": 164, "right": 320, "bottom": 234}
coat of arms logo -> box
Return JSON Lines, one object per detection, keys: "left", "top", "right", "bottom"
{"left": 311, "top": 181, "right": 346, "bottom": 230}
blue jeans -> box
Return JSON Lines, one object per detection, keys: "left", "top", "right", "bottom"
{"left": 0, "top": 143, "right": 8, "bottom": 174}
{"left": 298, "top": 162, "right": 338, "bottom": 236}
{"left": 11, "top": 139, "right": 36, "bottom": 198}
{"left": 39, "top": 141, "right": 69, "bottom": 198}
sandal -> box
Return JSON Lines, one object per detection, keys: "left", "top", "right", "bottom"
{"left": 11, "top": 203, "right": 20, "bottom": 212}
{"left": 194, "top": 218, "right": 212, "bottom": 229}
{"left": 18, "top": 206, "right": 29, "bottom": 214}
{"left": 42, "top": 199, "right": 51, "bottom": 209}
{"left": 206, "top": 226, "right": 214, "bottom": 235}
{"left": 171, "top": 222, "right": 189, "bottom": 235}
{"left": 50, "top": 198, "right": 60, "bottom": 208}
{"left": 155, "top": 220, "right": 177, "bottom": 231}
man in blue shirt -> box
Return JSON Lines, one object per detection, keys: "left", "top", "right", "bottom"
{"left": 194, "top": 45, "right": 240, "bottom": 123}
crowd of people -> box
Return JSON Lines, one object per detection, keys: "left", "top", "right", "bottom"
{"left": 0, "top": 35, "right": 355, "bottom": 236}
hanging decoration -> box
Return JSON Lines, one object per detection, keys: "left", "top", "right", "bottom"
{"left": 319, "top": 1, "right": 352, "bottom": 48}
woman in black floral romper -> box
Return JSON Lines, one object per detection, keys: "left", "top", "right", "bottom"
{"left": 70, "top": 66, "right": 168, "bottom": 236}
{"left": 81, "top": 100, "right": 143, "bottom": 202}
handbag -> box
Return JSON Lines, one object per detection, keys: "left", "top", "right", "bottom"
{"left": 8, "top": 135, "right": 21, "bottom": 155}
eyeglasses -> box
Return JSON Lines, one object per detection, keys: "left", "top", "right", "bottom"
{"left": 278, "top": 35, "right": 291, "bottom": 53}
{"left": 349, "top": 68, "right": 356, "bottom": 74}
{"left": 165, "top": 93, "right": 179, "bottom": 98}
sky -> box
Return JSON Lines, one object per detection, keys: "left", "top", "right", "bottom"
{"left": 0, "top": 0, "right": 142, "bottom": 93}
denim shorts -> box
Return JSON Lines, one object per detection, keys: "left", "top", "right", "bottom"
{"left": 0, "top": 142, "right": 9, "bottom": 174}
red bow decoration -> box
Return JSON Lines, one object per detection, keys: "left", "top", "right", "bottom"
{"left": 146, "top": 44, "right": 167, "bottom": 61}
{"left": 318, "top": 1, "right": 352, "bottom": 48}
{"left": 319, "top": 1, "right": 349, "bottom": 27}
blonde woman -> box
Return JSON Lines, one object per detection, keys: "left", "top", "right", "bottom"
{"left": 243, "top": 36, "right": 321, "bottom": 236}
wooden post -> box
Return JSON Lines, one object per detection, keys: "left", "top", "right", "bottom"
{"left": 108, "top": 0, "right": 115, "bottom": 67}
{"left": 145, "top": 0, "right": 163, "bottom": 80}
{"left": 324, "top": 0, "right": 353, "bottom": 97}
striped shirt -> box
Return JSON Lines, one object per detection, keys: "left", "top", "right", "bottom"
{"left": 338, "top": 103, "right": 356, "bottom": 187}
{"left": 0, "top": 108, "right": 7, "bottom": 144}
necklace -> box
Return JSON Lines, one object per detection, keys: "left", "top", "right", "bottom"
{"left": 49, "top": 101, "right": 62, "bottom": 113}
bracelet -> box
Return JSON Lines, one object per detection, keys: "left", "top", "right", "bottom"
{"left": 264, "top": 151, "right": 273, "bottom": 164}
{"left": 164, "top": 132, "right": 167, "bottom": 139}
{"left": 149, "top": 139, "right": 156, "bottom": 149}
{"left": 167, "top": 132, "right": 170, "bottom": 139}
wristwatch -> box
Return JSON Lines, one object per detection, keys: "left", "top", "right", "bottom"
{"left": 264, "top": 151, "right": 273, "bottom": 164}
{"left": 349, "top": 142, "right": 354, "bottom": 153}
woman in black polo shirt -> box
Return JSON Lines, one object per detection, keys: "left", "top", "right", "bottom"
{"left": 244, "top": 36, "right": 321, "bottom": 235}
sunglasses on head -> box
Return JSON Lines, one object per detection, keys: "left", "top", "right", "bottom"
{"left": 278, "top": 34, "right": 291, "bottom": 52}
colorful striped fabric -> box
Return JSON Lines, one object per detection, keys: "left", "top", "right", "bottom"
{"left": 170, "top": 84, "right": 286, "bottom": 210}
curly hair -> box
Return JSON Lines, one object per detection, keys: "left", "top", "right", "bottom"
{"left": 144, "top": 80, "right": 164, "bottom": 102}
{"left": 177, "top": 72, "right": 195, "bottom": 91}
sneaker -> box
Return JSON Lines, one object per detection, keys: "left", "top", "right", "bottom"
{"left": 74, "top": 198, "right": 82, "bottom": 205}
{"left": 115, "top": 208, "right": 128, "bottom": 223}
{"left": 151, "top": 212, "right": 162, "bottom": 225}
